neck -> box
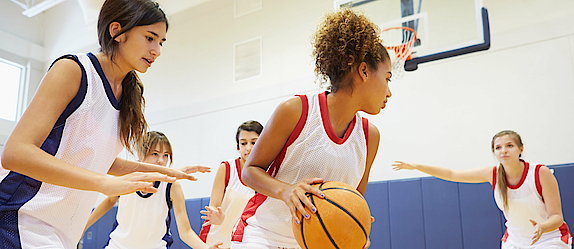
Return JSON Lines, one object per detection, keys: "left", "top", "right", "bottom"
{"left": 95, "top": 53, "right": 130, "bottom": 87}
{"left": 326, "top": 90, "right": 359, "bottom": 138}
{"left": 502, "top": 159, "right": 524, "bottom": 179}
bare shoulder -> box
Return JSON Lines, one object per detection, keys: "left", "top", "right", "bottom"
{"left": 275, "top": 96, "right": 303, "bottom": 120}
{"left": 538, "top": 165, "right": 558, "bottom": 184}
{"left": 367, "top": 122, "right": 380, "bottom": 140}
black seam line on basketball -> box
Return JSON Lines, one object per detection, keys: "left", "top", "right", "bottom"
{"left": 301, "top": 196, "right": 311, "bottom": 249}
{"left": 323, "top": 196, "right": 368, "bottom": 240}
{"left": 320, "top": 187, "right": 366, "bottom": 201}
{"left": 312, "top": 195, "right": 340, "bottom": 249}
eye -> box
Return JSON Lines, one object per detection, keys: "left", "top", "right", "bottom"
{"left": 152, "top": 152, "right": 159, "bottom": 156}
{"left": 146, "top": 36, "right": 154, "bottom": 42}
{"left": 241, "top": 142, "right": 247, "bottom": 146}
{"left": 495, "top": 146, "right": 500, "bottom": 150}
{"left": 508, "top": 144, "right": 513, "bottom": 148}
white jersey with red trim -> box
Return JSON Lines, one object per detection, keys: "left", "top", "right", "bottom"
{"left": 231, "top": 91, "right": 369, "bottom": 248}
{"left": 493, "top": 161, "right": 572, "bottom": 248}
{"left": 201, "top": 158, "right": 255, "bottom": 248}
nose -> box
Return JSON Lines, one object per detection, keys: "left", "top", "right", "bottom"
{"left": 158, "top": 156, "right": 165, "bottom": 164}
{"left": 387, "top": 87, "right": 392, "bottom": 98}
{"left": 151, "top": 43, "right": 161, "bottom": 58}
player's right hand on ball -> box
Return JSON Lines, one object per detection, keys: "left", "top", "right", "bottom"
{"left": 98, "top": 172, "right": 175, "bottom": 197}
{"left": 280, "top": 177, "right": 324, "bottom": 225}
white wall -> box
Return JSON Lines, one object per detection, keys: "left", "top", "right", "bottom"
{"left": 2, "top": 0, "right": 574, "bottom": 200}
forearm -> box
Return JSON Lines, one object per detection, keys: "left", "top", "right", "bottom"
{"left": 411, "top": 164, "right": 458, "bottom": 182}
{"left": 84, "top": 198, "right": 116, "bottom": 232}
{"left": 180, "top": 231, "right": 209, "bottom": 249}
{"left": 540, "top": 214, "right": 564, "bottom": 234}
{"left": 243, "top": 165, "right": 289, "bottom": 199}
{"left": 1, "top": 143, "right": 106, "bottom": 192}
{"left": 108, "top": 157, "right": 168, "bottom": 176}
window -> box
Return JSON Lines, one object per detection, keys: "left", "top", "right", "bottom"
{"left": 0, "top": 58, "right": 24, "bottom": 121}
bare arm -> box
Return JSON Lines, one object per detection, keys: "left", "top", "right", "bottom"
{"left": 83, "top": 196, "right": 119, "bottom": 234}
{"left": 108, "top": 157, "right": 210, "bottom": 181}
{"left": 171, "top": 182, "right": 221, "bottom": 249}
{"left": 242, "top": 97, "right": 324, "bottom": 224}
{"left": 392, "top": 161, "right": 493, "bottom": 184}
{"left": 200, "top": 163, "right": 227, "bottom": 226}
{"left": 0, "top": 59, "right": 175, "bottom": 196}
{"left": 356, "top": 122, "right": 380, "bottom": 195}
{"left": 530, "top": 166, "right": 564, "bottom": 245}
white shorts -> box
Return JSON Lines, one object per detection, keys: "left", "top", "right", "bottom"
{"left": 502, "top": 239, "right": 572, "bottom": 249}
{"left": 230, "top": 241, "right": 300, "bottom": 249}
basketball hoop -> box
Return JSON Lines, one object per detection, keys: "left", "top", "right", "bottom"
{"left": 379, "top": 27, "right": 417, "bottom": 79}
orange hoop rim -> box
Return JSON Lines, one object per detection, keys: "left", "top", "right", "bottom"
{"left": 380, "top": 26, "right": 417, "bottom": 61}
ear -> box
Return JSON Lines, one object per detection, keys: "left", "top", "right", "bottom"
{"left": 109, "top": 21, "right": 123, "bottom": 42}
{"left": 358, "top": 62, "right": 369, "bottom": 82}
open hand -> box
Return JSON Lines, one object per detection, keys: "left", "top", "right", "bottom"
{"left": 166, "top": 165, "right": 211, "bottom": 181}
{"left": 99, "top": 172, "right": 175, "bottom": 197}
{"left": 200, "top": 206, "right": 225, "bottom": 226}
{"left": 530, "top": 219, "right": 542, "bottom": 245}
{"left": 392, "top": 161, "right": 417, "bottom": 171}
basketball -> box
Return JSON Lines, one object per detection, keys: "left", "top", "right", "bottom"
{"left": 292, "top": 181, "right": 372, "bottom": 249}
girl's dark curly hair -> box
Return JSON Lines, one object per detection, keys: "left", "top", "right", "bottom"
{"left": 312, "top": 8, "right": 390, "bottom": 93}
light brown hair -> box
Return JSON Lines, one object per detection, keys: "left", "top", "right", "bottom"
{"left": 137, "top": 131, "right": 173, "bottom": 165}
{"left": 491, "top": 130, "right": 523, "bottom": 210}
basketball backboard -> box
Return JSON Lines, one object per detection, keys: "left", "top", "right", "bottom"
{"left": 334, "top": 0, "right": 490, "bottom": 71}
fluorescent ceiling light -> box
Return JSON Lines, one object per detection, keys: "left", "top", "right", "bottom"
{"left": 15, "top": 0, "right": 66, "bottom": 18}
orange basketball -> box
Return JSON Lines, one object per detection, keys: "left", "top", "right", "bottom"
{"left": 292, "top": 181, "right": 371, "bottom": 249}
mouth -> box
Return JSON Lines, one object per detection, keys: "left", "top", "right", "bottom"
{"left": 143, "top": 58, "right": 154, "bottom": 67}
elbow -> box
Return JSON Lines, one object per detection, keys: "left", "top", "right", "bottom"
{"left": 241, "top": 166, "right": 256, "bottom": 188}
{"left": 0, "top": 146, "right": 17, "bottom": 171}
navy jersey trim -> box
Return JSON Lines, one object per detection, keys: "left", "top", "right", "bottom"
{"left": 136, "top": 181, "right": 161, "bottom": 198}
{"left": 86, "top": 53, "right": 120, "bottom": 110}
{"left": 0, "top": 171, "right": 43, "bottom": 249}
{"left": 41, "top": 54, "right": 88, "bottom": 156}
{"left": 163, "top": 183, "right": 173, "bottom": 247}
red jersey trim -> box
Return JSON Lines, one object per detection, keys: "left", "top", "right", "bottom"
{"left": 507, "top": 161, "right": 529, "bottom": 190}
{"left": 235, "top": 157, "right": 248, "bottom": 186}
{"left": 560, "top": 222, "right": 572, "bottom": 244}
{"left": 223, "top": 161, "right": 231, "bottom": 188}
{"left": 199, "top": 223, "right": 210, "bottom": 242}
{"left": 492, "top": 166, "right": 497, "bottom": 191}
{"left": 318, "top": 91, "right": 356, "bottom": 145}
{"left": 362, "top": 118, "right": 369, "bottom": 165}
{"left": 534, "top": 164, "right": 544, "bottom": 201}
{"left": 231, "top": 193, "right": 269, "bottom": 242}
{"left": 267, "top": 95, "right": 309, "bottom": 178}
{"left": 501, "top": 228, "right": 509, "bottom": 242}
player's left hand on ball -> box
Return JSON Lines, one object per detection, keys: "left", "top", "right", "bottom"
{"left": 530, "top": 219, "right": 542, "bottom": 245}
{"left": 281, "top": 177, "right": 324, "bottom": 225}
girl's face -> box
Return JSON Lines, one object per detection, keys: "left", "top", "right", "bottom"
{"left": 143, "top": 143, "right": 171, "bottom": 166}
{"left": 237, "top": 130, "right": 259, "bottom": 162}
{"left": 493, "top": 135, "right": 523, "bottom": 165}
{"left": 116, "top": 21, "right": 167, "bottom": 73}
{"left": 361, "top": 60, "right": 392, "bottom": 115}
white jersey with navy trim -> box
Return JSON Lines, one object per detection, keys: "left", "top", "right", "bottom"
{"left": 201, "top": 158, "right": 255, "bottom": 248}
{"left": 494, "top": 161, "right": 572, "bottom": 248}
{"left": 0, "top": 53, "right": 123, "bottom": 249}
{"left": 231, "top": 91, "right": 369, "bottom": 248}
{"left": 106, "top": 181, "right": 174, "bottom": 249}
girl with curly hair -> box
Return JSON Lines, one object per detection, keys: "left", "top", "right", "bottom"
{"left": 230, "top": 8, "right": 392, "bottom": 249}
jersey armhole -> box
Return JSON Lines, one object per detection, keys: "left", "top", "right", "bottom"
{"left": 223, "top": 161, "right": 231, "bottom": 188}
{"left": 535, "top": 164, "right": 544, "bottom": 202}
{"left": 492, "top": 166, "right": 497, "bottom": 191}
{"left": 50, "top": 54, "right": 88, "bottom": 127}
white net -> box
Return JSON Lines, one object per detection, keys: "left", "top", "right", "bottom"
{"left": 380, "top": 27, "right": 417, "bottom": 79}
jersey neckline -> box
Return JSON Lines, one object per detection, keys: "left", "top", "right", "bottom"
{"left": 318, "top": 91, "right": 356, "bottom": 145}
{"left": 507, "top": 161, "right": 529, "bottom": 190}
{"left": 87, "top": 52, "right": 121, "bottom": 110}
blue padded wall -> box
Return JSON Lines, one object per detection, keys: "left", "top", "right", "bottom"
{"left": 364, "top": 181, "right": 391, "bottom": 249}
{"left": 388, "top": 179, "right": 426, "bottom": 249}
{"left": 80, "top": 163, "right": 573, "bottom": 249}
{"left": 421, "top": 178, "right": 464, "bottom": 249}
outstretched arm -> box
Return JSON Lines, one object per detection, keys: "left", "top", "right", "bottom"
{"left": 108, "top": 157, "right": 210, "bottom": 181}
{"left": 171, "top": 182, "right": 221, "bottom": 249}
{"left": 83, "top": 196, "right": 119, "bottom": 235}
{"left": 242, "top": 96, "right": 324, "bottom": 224}
{"left": 392, "top": 161, "right": 493, "bottom": 184}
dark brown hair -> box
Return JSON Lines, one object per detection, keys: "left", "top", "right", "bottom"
{"left": 491, "top": 130, "right": 523, "bottom": 210}
{"left": 236, "top": 120, "right": 264, "bottom": 149}
{"left": 97, "top": 0, "right": 168, "bottom": 153}
{"left": 312, "top": 8, "right": 390, "bottom": 93}
{"left": 138, "top": 131, "right": 173, "bottom": 165}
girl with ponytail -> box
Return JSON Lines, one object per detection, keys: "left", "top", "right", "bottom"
{"left": 393, "top": 130, "right": 571, "bottom": 248}
{"left": 0, "top": 0, "right": 208, "bottom": 248}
